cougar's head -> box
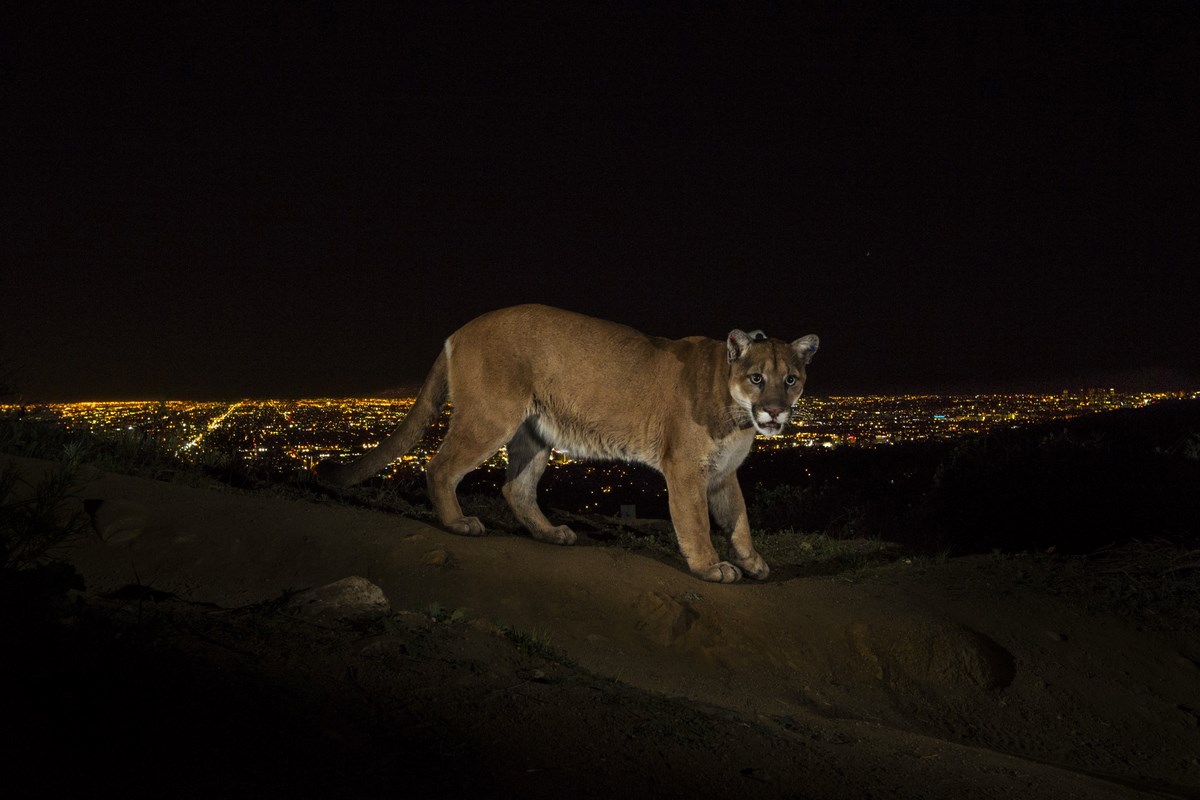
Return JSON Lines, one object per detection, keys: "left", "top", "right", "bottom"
{"left": 726, "top": 329, "right": 820, "bottom": 436}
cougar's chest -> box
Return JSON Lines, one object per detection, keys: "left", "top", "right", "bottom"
{"left": 705, "top": 429, "right": 755, "bottom": 482}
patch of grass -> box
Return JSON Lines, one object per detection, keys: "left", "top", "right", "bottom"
{"left": 504, "top": 625, "right": 576, "bottom": 667}
{"left": 333, "top": 480, "right": 437, "bottom": 521}
{"left": 754, "top": 529, "right": 904, "bottom": 578}
{"left": 748, "top": 484, "right": 806, "bottom": 531}
{"left": 422, "top": 601, "right": 467, "bottom": 624}
{"left": 1067, "top": 540, "right": 1200, "bottom": 627}
{"left": 612, "top": 524, "right": 678, "bottom": 559}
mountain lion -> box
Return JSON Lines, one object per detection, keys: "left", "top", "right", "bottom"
{"left": 318, "top": 305, "right": 819, "bottom": 582}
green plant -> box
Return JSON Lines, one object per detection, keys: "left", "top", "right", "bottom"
{"left": 0, "top": 450, "right": 89, "bottom": 571}
{"left": 423, "top": 601, "right": 466, "bottom": 623}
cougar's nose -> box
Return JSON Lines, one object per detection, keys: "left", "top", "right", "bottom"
{"left": 762, "top": 405, "right": 787, "bottom": 419}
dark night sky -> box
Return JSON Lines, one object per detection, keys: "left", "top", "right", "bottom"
{"left": 3, "top": 3, "right": 1198, "bottom": 400}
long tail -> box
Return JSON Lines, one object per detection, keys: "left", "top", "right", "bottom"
{"left": 315, "top": 350, "right": 449, "bottom": 488}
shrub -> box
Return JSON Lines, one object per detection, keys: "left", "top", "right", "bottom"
{"left": 748, "top": 484, "right": 807, "bottom": 532}
{"left": 1, "top": 450, "right": 89, "bottom": 572}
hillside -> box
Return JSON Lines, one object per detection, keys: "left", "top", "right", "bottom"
{"left": 4, "top": 438, "right": 1199, "bottom": 798}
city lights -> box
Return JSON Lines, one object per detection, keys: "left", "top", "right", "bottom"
{"left": 5, "top": 391, "right": 1194, "bottom": 486}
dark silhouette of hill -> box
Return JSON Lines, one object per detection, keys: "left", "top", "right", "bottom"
{"left": 740, "top": 398, "right": 1200, "bottom": 554}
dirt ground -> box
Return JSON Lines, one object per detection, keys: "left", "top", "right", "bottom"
{"left": 9, "top": 456, "right": 1200, "bottom": 799}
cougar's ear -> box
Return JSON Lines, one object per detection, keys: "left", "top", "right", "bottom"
{"left": 727, "top": 329, "right": 753, "bottom": 362}
{"left": 792, "top": 334, "right": 819, "bottom": 364}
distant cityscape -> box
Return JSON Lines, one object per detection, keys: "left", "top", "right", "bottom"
{"left": 6, "top": 391, "right": 1194, "bottom": 481}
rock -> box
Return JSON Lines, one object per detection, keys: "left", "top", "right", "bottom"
{"left": 286, "top": 576, "right": 390, "bottom": 624}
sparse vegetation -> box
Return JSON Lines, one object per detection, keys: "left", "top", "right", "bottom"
{"left": 332, "top": 479, "right": 437, "bottom": 521}
{"left": 1059, "top": 539, "right": 1200, "bottom": 626}
{"left": 504, "top": 625, "right": 574, "bottom": 665}
{"left": 422, "top": 601, "right": 467, "bottom": 624}
{"left": 612, "top": 523, "right": 678, "bottom": 559}
{"left": 747, "top": 484, "right": 806, "bottom": 531}
{"left": 0, "top": 451, "right": 89, "bottom": 573}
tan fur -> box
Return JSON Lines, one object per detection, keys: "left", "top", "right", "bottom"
{"left": 318, "top": 305, "right": 819, "bottom": 583}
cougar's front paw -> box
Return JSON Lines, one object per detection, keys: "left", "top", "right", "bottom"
{"left": 694, "top": 561, "right": 743, "bottom": 583}
{"left": 445, "top": 516, "right": 486, "bottom": 536}
{"left": 733, "top": 551, "right": 770, "bottom": 580}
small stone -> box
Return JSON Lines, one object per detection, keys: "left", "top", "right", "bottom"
{"left": 286, "top": 576, "right": 390, "bottom": 624}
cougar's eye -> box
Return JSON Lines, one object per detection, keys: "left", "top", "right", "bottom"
{"left": 784, "top": 375, "right": 797, "bottom": 387}
{"left": 749, "top": 373, "right": 763, "bottom": 385}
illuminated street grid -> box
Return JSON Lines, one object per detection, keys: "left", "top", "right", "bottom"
{"left": 782, "top": 390, "right": 1198, "bottom": 449}
{"left": 6, "top": 391, "right": 1195, "bottom": 483}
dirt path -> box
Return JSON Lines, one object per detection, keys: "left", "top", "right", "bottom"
{"left": 17, "top": 457, "right": 1199, "bottom": 798}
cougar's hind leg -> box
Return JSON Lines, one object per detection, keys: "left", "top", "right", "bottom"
{"left": 502, "top": 420, "right": 576, "bottom": 545}
{"left": 426, "top": 401, "right": 524, "bottom": 537}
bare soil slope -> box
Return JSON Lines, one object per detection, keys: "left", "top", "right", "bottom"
{"left": 11, "top": 456, "right": 1199, "bottom": 799}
